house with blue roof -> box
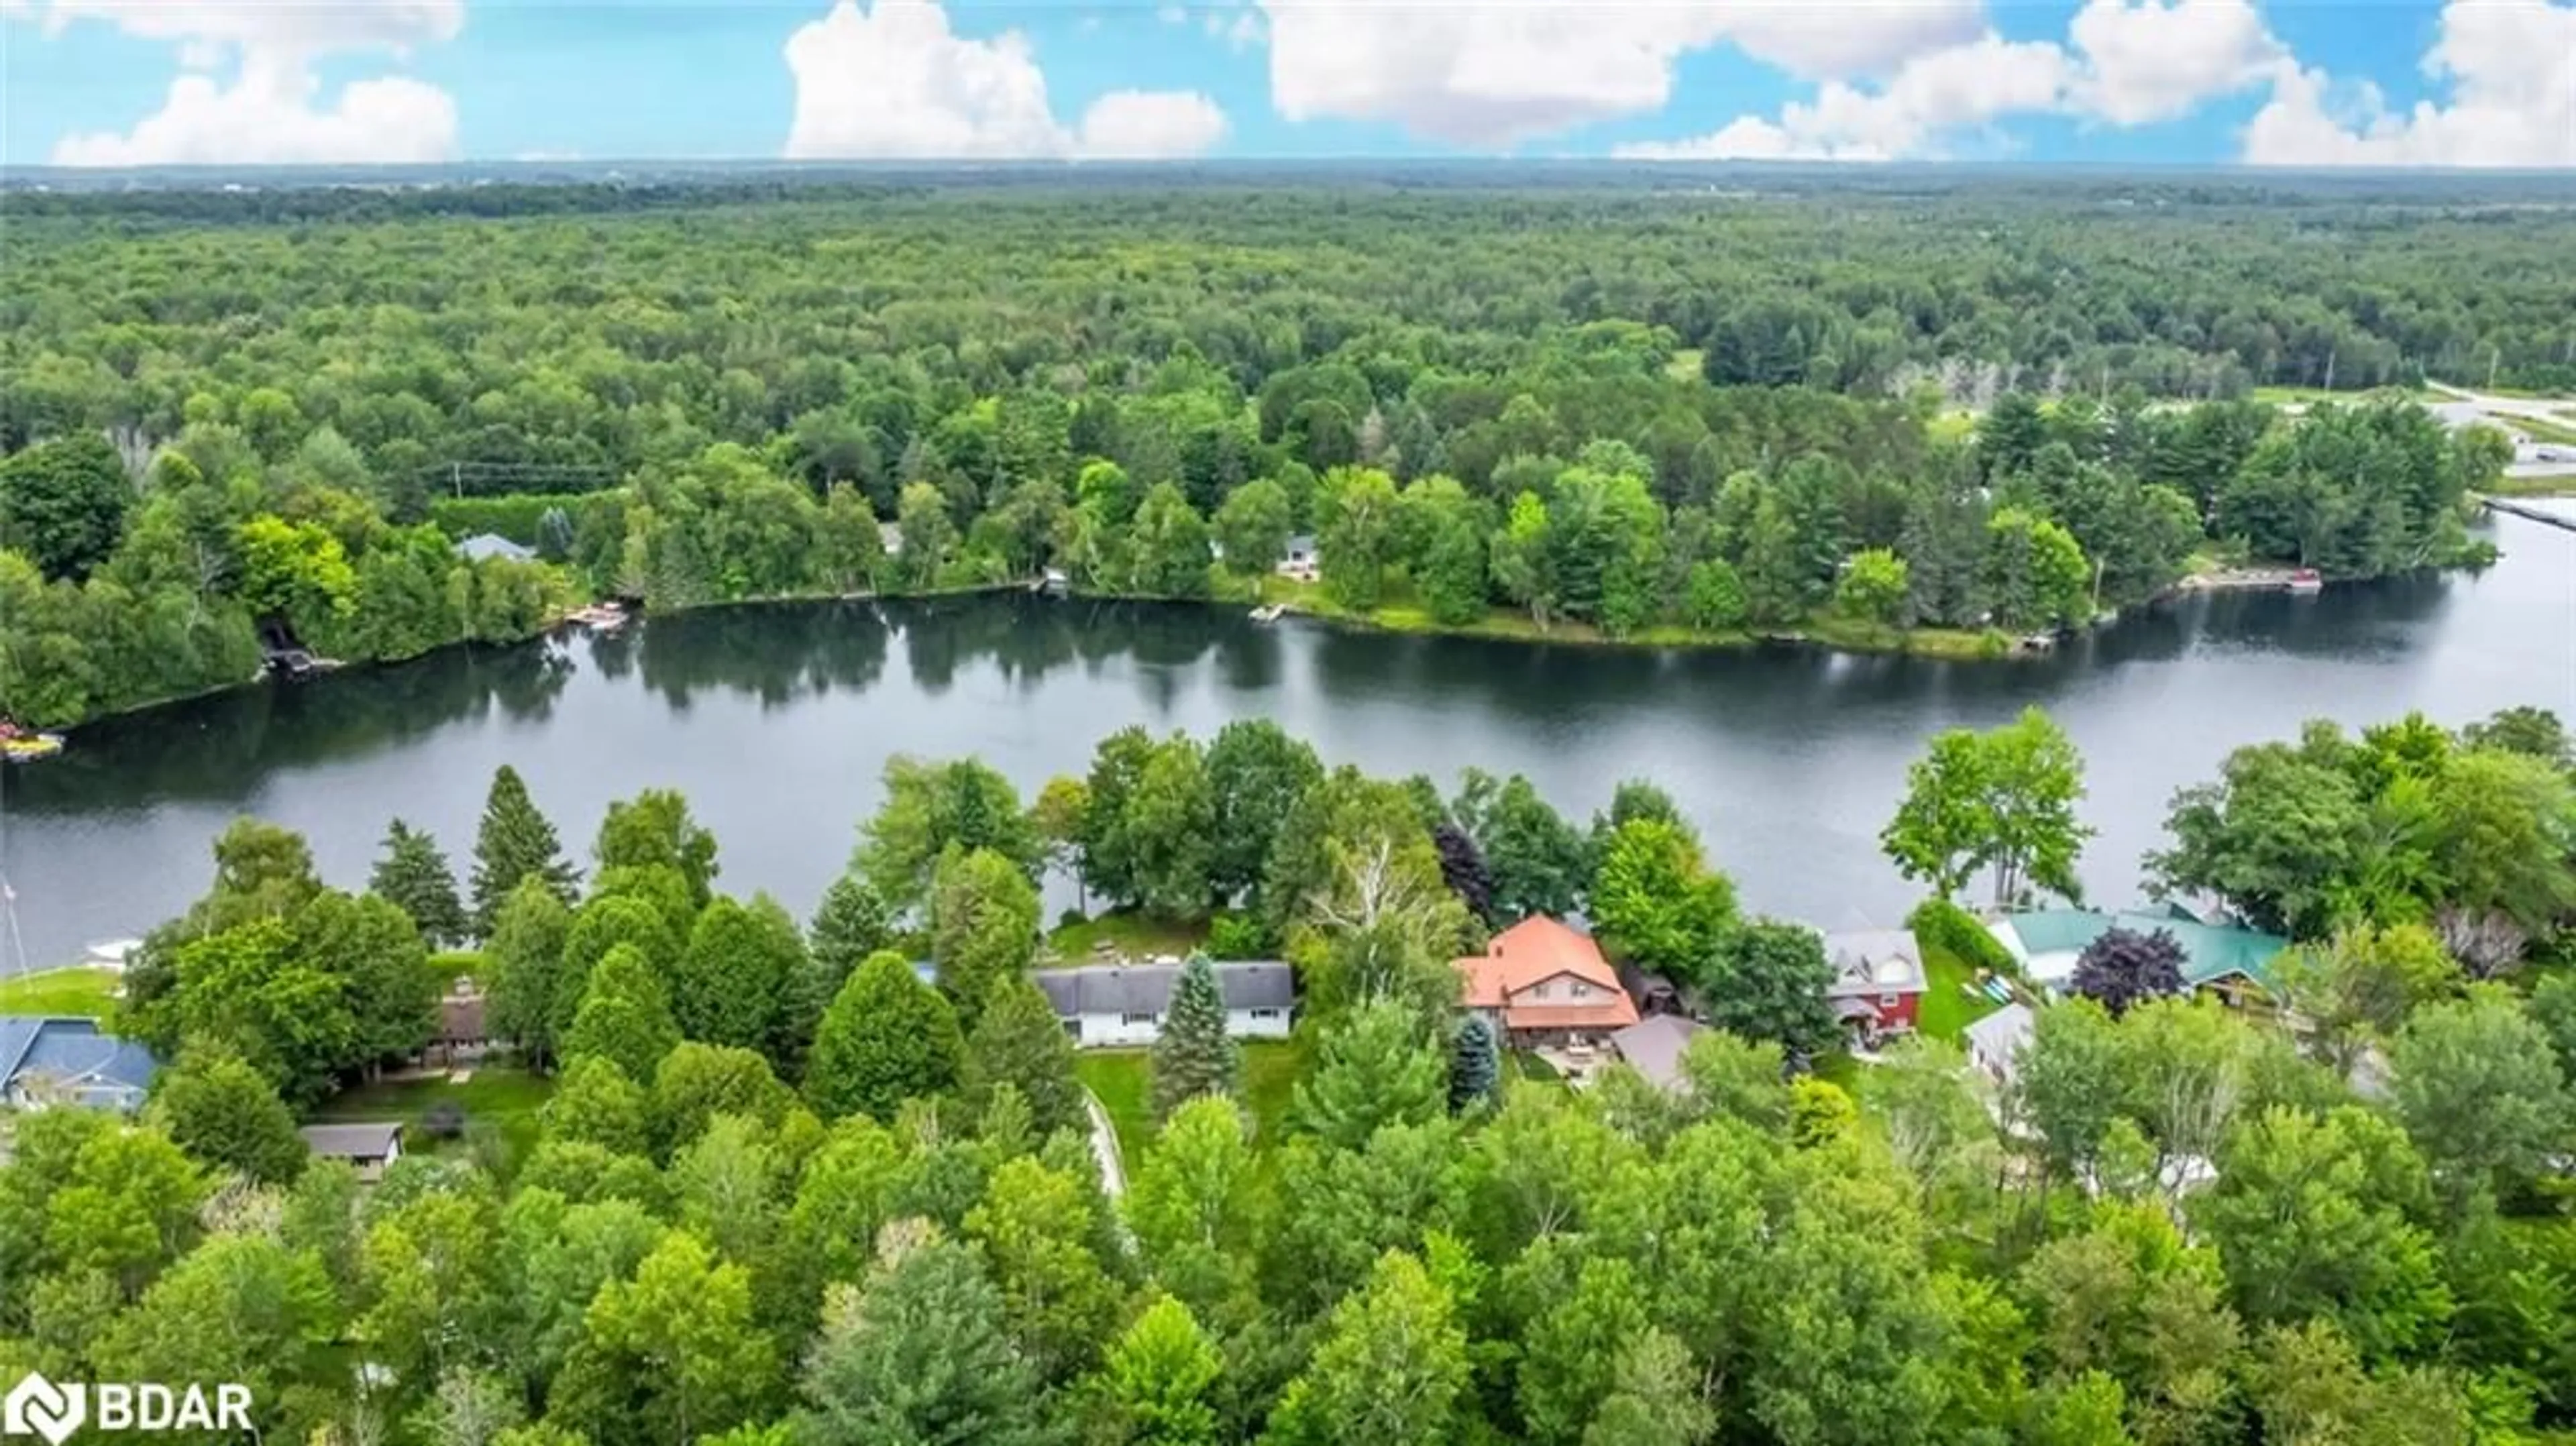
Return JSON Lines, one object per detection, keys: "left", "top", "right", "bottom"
{"left": 0, "top": 1017, "right": 160, "bottom": 1113}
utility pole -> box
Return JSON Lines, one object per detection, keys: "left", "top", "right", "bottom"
{"left": 451, "top": 462, "right": 464, "bottom": 500}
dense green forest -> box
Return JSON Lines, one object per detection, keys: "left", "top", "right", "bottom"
{"left": 0, "top": 177, "right": 2539, "bottom": 726}
{"left": 7, "top": 704, "right": 2573, "bottom": 1446}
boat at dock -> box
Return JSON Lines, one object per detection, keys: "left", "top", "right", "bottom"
{"left": 565, "top": 602, "right": 631, "bottom": 632}
{"left": 1250, "top": 604, "right": 1287, "bottom": 623}
{"left": 2286, "top": 568, "right": 2324, "bottom": 594}
{"left": 1, "top": 726, "right": 64, "bottom": 763}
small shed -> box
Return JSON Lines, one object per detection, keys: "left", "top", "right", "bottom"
{"left": 1609, "top": 1014, "right": 1706, "bottom": 1091}
{"left": 1615, "top": 960, "right": 1682, "bottom": 1017}
{"left": 299, "top": 1122, "right": 405, "bottom": 1182}
{"left": 435, "top": 985, "right": 488, "bottom": 1066}
{"left": 1964, "top": 1003, "right": 2035, "bottom": 1088}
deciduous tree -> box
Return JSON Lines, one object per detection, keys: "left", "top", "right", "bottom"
{"left": 564, "top": 944, "right": 682, "bottom": 1085}
{"left": 929, "top": 847, "right": 1042, "bottom": 1025}
{"left": 806, "top": 952, "right": 962, "bottom": 1123}
{"left": 2068, "top": 926, "right": 2188, "bottom": 1018}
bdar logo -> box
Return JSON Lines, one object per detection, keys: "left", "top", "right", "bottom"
{"left": 3, "top": 1373, "right": 85, "bottom": 1446}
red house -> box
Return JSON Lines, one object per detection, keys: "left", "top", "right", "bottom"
{"left": 1821, "top": 930, "right": 1924, "bottom": 1042}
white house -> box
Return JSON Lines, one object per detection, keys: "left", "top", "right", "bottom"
{"left": 1034, "top": 962, "right": 1296, "bottom": 1048}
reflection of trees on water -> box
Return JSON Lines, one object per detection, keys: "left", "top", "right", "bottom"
{"left": 3, "top": 641, "right": 570, "bottom": 812}
{"left": 625, "top": 596, "right": 1263, "bottom": 713}
{"left": 635, "top": 602, "right": 890, "bottom": 710}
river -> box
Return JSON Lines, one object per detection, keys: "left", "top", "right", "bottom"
{"left": 5, "top": 514, "right": 2571, "bottom": 970}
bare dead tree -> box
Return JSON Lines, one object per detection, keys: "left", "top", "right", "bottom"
{"left": 2434, "top": 905, "right": 2528, "bottom": 979}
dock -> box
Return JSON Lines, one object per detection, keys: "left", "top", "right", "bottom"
{"left": 2476, "top": 494, "right": 2576, "bottom": 534}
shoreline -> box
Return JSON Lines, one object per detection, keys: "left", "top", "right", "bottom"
{"left": 13, "top": 554, "right": 2475, "bottom": 741}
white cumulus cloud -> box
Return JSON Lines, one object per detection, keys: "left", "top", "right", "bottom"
{"left": 2243, "top": 0, "right": 2576, "bottom": 167}
{"left": 2066, "top": 0, "right": 2284, "bottom": 125}
{"left": 1619, "top": 32, "right": 2073, "bottom": 160}
{"left": 1078, "top": 90, "right": 1230, "bottom": 159}
{"left": 1615, "top": 0, "right": 2300, "bottom": 163}
{"left": 1258, "top": 0, "right": 1983, "bottom": 148}
{"left": 783, "top": 0, "right": 1228, "bottom": 160}
{"left": 34, "top": 0, "right": 464, "bottom": 166}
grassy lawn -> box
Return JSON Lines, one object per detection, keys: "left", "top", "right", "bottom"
{"left": 0, "top": 966, "right": 120, "bottom": 1017}
{"left": 1044, "top": 911, "right": 1212, "bottom": 964}
{"left": 1075, "top": 1038, "right": 1307, "bottom": 1165}
{"left": 1263, "top": 576, "right": 2011, "bottom": 661}
{"left": 1915, "top": 939, "right": 2003, "bottom": 1043}
{"left": 2508, "top": 412, "right": 2576, "bottom": 447}
{"left": 1242, "top": 1039, "right": 1305, "bottom": 1139}
{"left": 1073, "top": 1052, "right": 1152, "bottom": 1163}
{"left": 309, "top": 1065, "right": 555, "bottom": 1162}
{"left": 2250, "top": 383, "right": 2422, "bottom": 406}
{"left": 2488, "top": 476, "right": 2576, "bottom": 499}
{"left": 1810, "top": 1051, "right": 1862, "bottom": 1091}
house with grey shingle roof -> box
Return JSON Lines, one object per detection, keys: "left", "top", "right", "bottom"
{"left": 1032, "top": 961, "right": 1295, "bottom": 1048}
{"left": 0, "top": 1016, "right": 159, "bottom": 1113}
{"left": 299, "top": 1122, "right": 405, "bottom": 1181}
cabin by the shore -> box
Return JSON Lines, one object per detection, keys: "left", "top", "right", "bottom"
{"left": 1034, "top": 961, "right": 1296, "bottom": 1048}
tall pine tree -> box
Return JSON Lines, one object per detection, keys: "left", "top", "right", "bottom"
{"left": 470, "top": 765, "right": 577, "bottom": 938}
{"left": 1150, "top": 954, "right": 1239, "bottom": 1120}
{"left": 368, "top": 818, "right": 468, "bottom": 949}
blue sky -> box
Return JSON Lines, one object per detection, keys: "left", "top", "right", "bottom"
{"left": 3, "top": 1, "right": 2568, "bottom": 169}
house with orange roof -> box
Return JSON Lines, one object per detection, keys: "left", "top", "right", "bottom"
{"left": 1454, "top": 915, "right": 1640, "bottom": 1048}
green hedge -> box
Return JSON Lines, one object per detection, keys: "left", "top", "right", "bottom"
{"left": 1907, "top": 896, "right": 2019, "bottom": 979}
{"left": 429, "top": 493, "right": 592, "bottom": 546}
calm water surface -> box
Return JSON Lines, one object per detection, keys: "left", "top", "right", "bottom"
{"left": 5, "top": 516, "right": 2571, "bottom": 968}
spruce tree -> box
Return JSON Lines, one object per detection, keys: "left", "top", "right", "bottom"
{"left": 564, "top": 944, "right": 682, "bottom": 1084}
{"left": 1449, "top": 1013, "right": 1501, "bottom": 1115}
{"left": 1150, "top": 954, "right": 1239, "bottom": 1120}
{"left": 369, "top": 818, "right": 468, "bottom": 949}
{"left": 470, "top": 765, "right": 578, "bottom": 938}
{"left": 961, "top": 975, "right": 1084, "bottom": 1137}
